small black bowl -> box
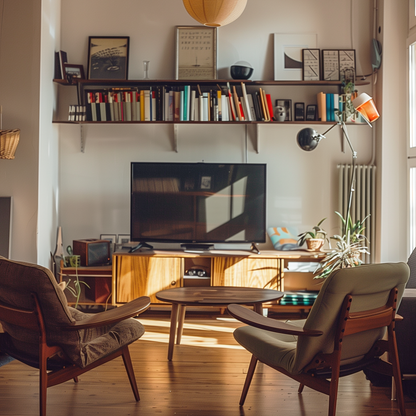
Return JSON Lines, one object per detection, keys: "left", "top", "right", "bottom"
{"left": 230, "top": 65, "right": 253, "bottom": 80}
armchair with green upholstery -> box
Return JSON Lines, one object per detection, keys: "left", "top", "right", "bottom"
{"left": 228, "top": 262, "right": 409, "bottom": 416}
{"left": 0, "top": 256, "right": 150, "bottom": 416}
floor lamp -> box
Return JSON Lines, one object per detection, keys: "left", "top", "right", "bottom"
{"left": 296, "top": 93, "right": 379, "bottom": 236}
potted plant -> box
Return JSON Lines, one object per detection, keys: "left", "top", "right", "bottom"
{"left": 313, "top": 212, "right": 370, "bottom": 279}
{"left": 62, "top": 248, "right": 90, "bottom": 309}
{"left": 297, "top": 218, "right": 328, "bottom": 252}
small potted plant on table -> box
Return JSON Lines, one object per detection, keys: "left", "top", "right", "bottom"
{"left": 298, "top": 218, "right": 328, "bottom": 252}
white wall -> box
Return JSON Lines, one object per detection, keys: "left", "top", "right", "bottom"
{"left": 0, "top": 0, "right": 42, "bottom": 262}
{"left": 38, "top": 0, "right": 61, "bottom": 266}
{"left": 375, "top": 0, "right": 408, "bottom": 262}
{"left": 57, "top": 0, "right": 381, "bottom": 252}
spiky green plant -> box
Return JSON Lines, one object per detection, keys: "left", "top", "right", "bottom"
{"left": 313, "top": 213, "right": 370, "bottom": 279}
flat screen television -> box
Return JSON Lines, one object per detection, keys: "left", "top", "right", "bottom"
{"left": 130, "top": 162, "right": 266, "bottom": 251}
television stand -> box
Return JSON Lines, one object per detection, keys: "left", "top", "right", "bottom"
{"left": 129, "top": 242, "right": 154, "bottom": 253}
{"left": 180, "top": 243, "right": 214, "bottom": 251}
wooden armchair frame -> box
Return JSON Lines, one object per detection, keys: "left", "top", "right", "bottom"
{"left": 228, "top": 287, "right": 406, "bottom": 416}
{"left": 0, "top": 294, "right": 150, "bottom": 416}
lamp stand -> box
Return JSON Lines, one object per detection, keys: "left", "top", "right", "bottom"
{"left": 339, "top": 121, "right": 357, "bottom": 238}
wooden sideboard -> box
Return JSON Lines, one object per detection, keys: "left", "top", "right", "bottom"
{"left": 112, "top": 248, "right": 325, "bottom": 305}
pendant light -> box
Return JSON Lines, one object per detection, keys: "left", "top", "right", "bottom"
{"left": 183, "top": 0, "right": 247, "bottom": 27}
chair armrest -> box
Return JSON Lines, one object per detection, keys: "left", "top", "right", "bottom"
{"left": 61, "top": 296, "right": 151, "bottom": 330}
{"left": 227, "top": 304, "right": 323, "bottom": 337}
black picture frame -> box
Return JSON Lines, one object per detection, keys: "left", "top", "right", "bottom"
{"left": 63, "top": 63, "right": 85, "bottom": 84}
{"left": 306, "top": 104, "right": 317, "bottom": 121}
{"left": 339, "top": 49, "right": 356, "bottom": 81}
{"left": 87, "top": 36, "right": 130, "bottom": 80}
{"left": 302, "top": 49, "right": 320, "bottom": 81}
{"left": 322, "top": 49, "right": 340, "bottom": 81}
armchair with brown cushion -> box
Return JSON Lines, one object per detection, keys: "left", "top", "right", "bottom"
{"left": 0, "top": 256, "right": 150, "bottom": 416}
{"left": 228, "top": 263, "right": 409, "bottom": 416}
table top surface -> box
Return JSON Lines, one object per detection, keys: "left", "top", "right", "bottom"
{"left": 155, "top": 286, "right": 283, "bottom": 305}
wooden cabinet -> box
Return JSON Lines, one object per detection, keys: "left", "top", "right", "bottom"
{"left": 112, "top": 249, "right": 324, "bottom": 304}
{"left": 59, "top": 263, "right": 112, "bottom": 306}
{"left": 211, "top": 257, "right": 280, "bottom": 289}
{"left": 113, "top": 254, "right": 182, "bottom": 303}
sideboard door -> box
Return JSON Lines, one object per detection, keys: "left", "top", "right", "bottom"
{"left": 114, "top": 255, "right": 182, "bottom": 303}
{"left": 212, "top": 257, "right": 280, "bottom": 289}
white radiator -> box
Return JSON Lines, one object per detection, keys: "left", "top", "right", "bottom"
{"left": 338, "top": 164, "right": 376, "bottom": 264}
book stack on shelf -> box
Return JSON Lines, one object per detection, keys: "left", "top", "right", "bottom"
{"left": 279, "top": 291, "right": 319, "bottom": 306}
{"left": 316, "top": 91, "right": 364, "bottom": 123}
{"left": 80, "top": 82, "right": 276, "bottom": 123}
{"left": 68, "top": 105, "right": 86, "bottom": 121}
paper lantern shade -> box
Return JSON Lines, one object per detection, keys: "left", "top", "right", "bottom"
{"left": 183, "top": 0, "right": 248, "bottom": 27}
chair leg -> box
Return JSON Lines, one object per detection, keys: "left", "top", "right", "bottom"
{"left": 327, "top": 366, "right": 341, "bottom": 416}
{"left": 73, "top": 377, "right": 79, "bottom": 383}
{"left": 298, "top": 383, "right": 304, "bottom": 393}
{"left": 240, "top": 355, "right": 258, "bottom": 406}
{"left": 388, "top": 332, "right": 406, "bottom": 416}
{"left": 121, "top": 346, "right": 140, "bottom": 402}
{"left": 39, "top": 353, "right": 48, "bottom": 416}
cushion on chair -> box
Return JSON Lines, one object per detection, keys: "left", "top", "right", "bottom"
{"left": 234, "top": 263, "right": 409, "bottom": 375}
{"left": 0, "top": 257, "right": 145, "bottom": 368}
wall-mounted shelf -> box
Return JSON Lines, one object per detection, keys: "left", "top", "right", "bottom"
{"left": 54, "top": 78, "right": 370, "bottom": 153}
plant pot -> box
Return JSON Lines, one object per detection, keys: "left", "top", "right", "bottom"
{"left": 306, "top": 238, "right": 324, "bottom": 252}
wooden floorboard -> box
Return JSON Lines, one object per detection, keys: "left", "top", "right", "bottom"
{"left": 0, "top": 311, "right": 415, "bottom": 415}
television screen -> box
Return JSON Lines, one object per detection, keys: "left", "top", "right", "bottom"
{"left": 130, "top": 162, "right": 266, "bottom": 249}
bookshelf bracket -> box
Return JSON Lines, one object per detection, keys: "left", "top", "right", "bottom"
{"left": 173, "top": 124, "right": 179, "bottom": 153}
{"left": 80, "top": 125, "right": 86, "bottom": 153}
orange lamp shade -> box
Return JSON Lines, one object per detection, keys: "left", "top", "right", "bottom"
{"left": 183, "top": 0, "right": 248, "bottom": 27}
{"left": 352, "top": 93, "right": 380, "bottom": 123}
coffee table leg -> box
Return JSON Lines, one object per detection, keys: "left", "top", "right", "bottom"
{"left": 176, "top": 305, "right": 186, "bottom": 345}
{"left": 168, "top": 303, "right": 179, "bottom": 361}
{"left": 254, "top": 303, "right": 263, "bottom": 315}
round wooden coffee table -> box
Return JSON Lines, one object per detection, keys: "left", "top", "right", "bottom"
{"left": 156, "top": 286, "right": 283, "bottom": 360}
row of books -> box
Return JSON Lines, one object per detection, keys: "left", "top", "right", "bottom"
{"left": 316, "top": 91, "right": 364, "bottom": 123}
{"left": 68, "top": 105, "right": 86, "bottom": 122}
{"left": 82, "top": 83, "right": 277, "bottom": 123}
{"left": 317, "top": 92, "right": 339, "bottom": 122}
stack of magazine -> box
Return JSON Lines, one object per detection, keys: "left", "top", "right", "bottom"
{"left": 279, "top": 291, "right": 318, "bottom": 306}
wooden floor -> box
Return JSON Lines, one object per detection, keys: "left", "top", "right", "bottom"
{"left": 1, "top": 309, "right": 416, "bottom": 416}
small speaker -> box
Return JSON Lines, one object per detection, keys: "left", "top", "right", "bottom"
{"left": 73, "top": 239, "right": 111, "bottom": 267}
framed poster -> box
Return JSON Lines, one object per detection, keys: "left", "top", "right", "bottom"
{"left": 87, "top": 36, "right": 130, "bottom": 80}
{"left": 274, "top": 33, "right": 317, "bottom": 81}
{"left": 302, "top": 49, "right": 320, "bottom": 81}
{"left": 322, "top": 49, "right": 340, "bottom": 81}
{"left": 339, "top": 49, "right": 356, "bottom": 80}
{"left": 176, "top": 26, "right": 217, "bottom": 80}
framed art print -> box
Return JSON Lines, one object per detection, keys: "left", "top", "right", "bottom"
{"left": 322, "top": 49, "right": 340, "bottom": 81}
{"left": 274, "top": 33, "right": 317, "bottom": 81}
{"left": 302, "top": 49, "right": 320, "bottom": 81}
{"left": 339, "top": 49, "right": 356, "bottom": 79}
{"left": 176, "top": 26, "right": 217, "bottom": 80}
{"left": 87, "top": 36, "right": 130, "bottom": 80}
